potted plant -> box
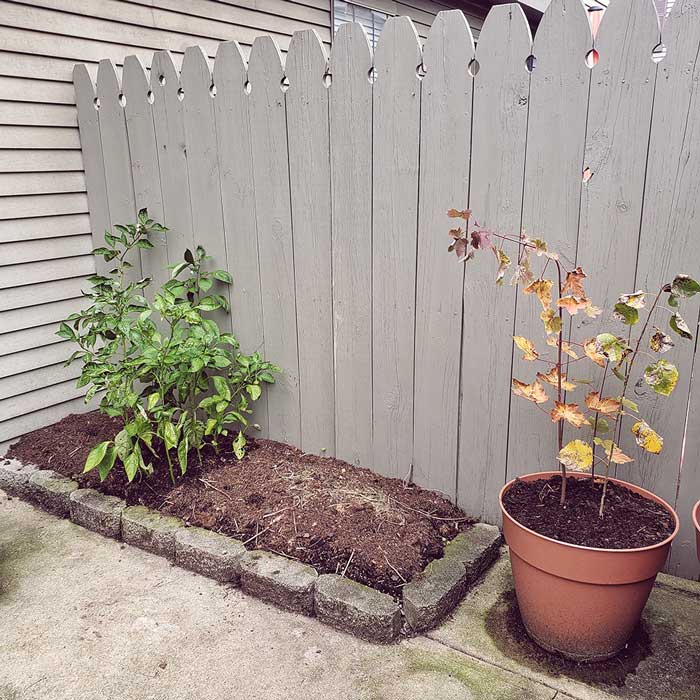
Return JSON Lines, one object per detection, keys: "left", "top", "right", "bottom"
{"left": 447, "top": 209, "right": 698, "bottom": 661}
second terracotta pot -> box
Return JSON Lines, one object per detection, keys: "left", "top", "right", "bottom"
{"left": 500, "top": 471, "right": 679, "bottom": 662}
{"left": 693, "top": 500, "right": 700, "bottom": 562}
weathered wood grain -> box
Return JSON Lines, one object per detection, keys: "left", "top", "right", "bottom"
{"left": 328, "top": 22, "right": 373, "bottom": 468}
{"left": 372, "top": 16, "right": 422, "bottom": 479}
{"left": 460, "top": 3, "right": 532, "bottom": 522}
{"left": 285, "top": 29, "right": 335, "bottom": 456}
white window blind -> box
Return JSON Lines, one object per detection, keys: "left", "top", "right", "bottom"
{"left": 334, "top": 1, "right": 389, "bottom": 48}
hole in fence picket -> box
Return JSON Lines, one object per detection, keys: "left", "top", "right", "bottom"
{"left": 93, "top": 96, "right": 100, "bottom": 110}
{"left": 323, "top": 71, "right": 332, "bottom": 88}
{"left": 209, "top": 82, "right": 217, "bottom": 98}
{"left": 652, "top": 42, "right": 667, "bottom": 63}
{"left": 468, "top": 58, "right": 480, "bottom": 77}
{"left": 177, "top": 87, "right": 184, "bottom": 101}
{"left": 367, "top": 67, "right": 376, "bottom": 84}
{"left": 118, "top": 93, "right": 126, "bottom": 107}
{"left": 582, "top": 167, "right": 593, "bottom": 183}
{"left": 416, "top": 63, "right": 427, "bottom": 80}
{"left": 280, "top": 75, "right": 290, "bottom": 92}
{"left": 525, "top": 55, "right": 537, "bottom": 73}
{"left": 158, "top": 74, "right": 166, "bottom": 86}
{"left": 585, "top": 49, "right": 599, "bottom": 69}
{"left": 146, "top": 90, "right": 154, "bottom": 104}
{"left": 243, "top": 80, "right": 251, "bottom": 95}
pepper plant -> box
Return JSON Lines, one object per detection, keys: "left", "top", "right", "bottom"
{"left": 448, "top": 208, "right": 699, "bottom": 514}
{"left": 59, "top": 209, "right": 279, "bottom": 484}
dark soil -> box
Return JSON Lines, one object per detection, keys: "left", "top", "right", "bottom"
{"left": 502, "top": 476, "right": 675, "bottom": 549}
{"left": 7, "top": 411, "right": 473, "bottom": 597}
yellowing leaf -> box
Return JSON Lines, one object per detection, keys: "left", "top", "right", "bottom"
{"left": 584, "top": 299, "right": 603, "bottom": 318}
{"left": 531, "top": 238, "right": 559, "bottom": 260}
{"left": 511, "top": 378, "right": 548, "bottom": 404}
{"left": 513, "top": 336, "right": 539, "bottom": 361}
{"left": 558, "top": 439, "right": 593, "bottom": 472}
{"left": 561, "top": 267, "right": 587, "bottom": 297}
{"left": 557, "top": 295, "right": 589, "bottom": 315}
{"left": 632, "top": 420, "right": 663, "bottom": 454}
{"left": 618, "top": 290, "right": 646, "bottom": 309}
{"left": 495, "top": 248, "right": 511, "bottom": 285}
{"left": 541, "top": 308, "right": 562, "bottom": 335}
{"left": 546, "top": 336, "right": 579, "bottom": 359}
{"left": 584, "top": 338, "right": 607, "bottom": 367}
{"left": 649, "top": 327, "right": 674, "bottom": 354}
{"left": 643, "top": 359, "right": 679, "bottom": 396}
{"left": 537, "top": 368, "right": 577, "bottom": 391}
{"left": 524, "top": 279, "right": 553, "bottom": 311}
{"left": 593, "top": 438, "right": 634, "bottom": 464}
{"left": 584, "top": 391, "right": 621, "bottom": 415}
{"left": 550, "top": 401, "right": 588, "bottom": 428}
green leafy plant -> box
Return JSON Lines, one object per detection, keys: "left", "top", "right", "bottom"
{"left": 447, "top": 208, "right": 699, "bottom": 514}
{"left": 60, "top": 209, "right": 279, "bottom": 484}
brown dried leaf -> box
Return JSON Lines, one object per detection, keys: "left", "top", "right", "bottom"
{"left": 561, "top": 267, "right": 587, "bottom": 297}
{"left": 523, "top": 279, "right": 553, "bottom": 311}
{"left": 511, "top": 378, "right": 548, "bottom": 404}
{"left": 541, "top": 308, "right": 562, "bottom": 335}
{"left": 550, "top": 401, "right": 588, "bottom": 428}
{"left": 557, "top": 295, "right": 589, "bottom": 315}
{"left": 546, "top": 336, "right": 579, "bottom": 359}
{"left": 537, "top": 368, "right": 577, "bottom": 391}
{"left": 584, "top": 391, "right": 621, "bottom": 415}
{"left": 448, "top": 208, "right": 471, "bottom": 221}
{"left": 513, "top": 336, "right": 539, "bottom": 361}
{"left": 584, "top": 338, "right": 607, "bottom": 367}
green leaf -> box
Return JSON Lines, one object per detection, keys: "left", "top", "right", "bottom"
{"left": 136, "top": 239, "right": 155, "bottom": 250}
{"left": 644, "top": 359, "right": 679, "bottom": 396}
{"left": 114, "top": 429, "right": 132, "bottom": 461}
{"left": 213, "top": 270, "right": 233, "bottom": 284}
{"left": 595, "top": 333, "right": 628, "bottom": 363}
{"left": 232, "top": 430, "right": 246, "bottom": 460}
{"left": 190, "top": 357, "right": 205, "bottom": 373}
{"left": 620, "top": 397, "right": 639, "bottom": 413}
{"left": 670, "top": 313, "right": 693, "bottom": 339}
{"left": 170, "top": 262, "right": 189, "bottom": 278}
{"left": 213, "top": 375, "right": 231, "bottom": 401}
{"left": 671, "top": 274, "right": 700, "bottom": 298}
{"left": 84, "top": 441, "right": 110, "bottom": 473}
{"left": 147, "top": 392, "right": 160, "bottom": 411}
{"left": 98, "top": 444, "right": 117, "bottom": 481}
{"left": 613, "top": 303, "right": 638, "bottom": 325}
{"left": 162, "top": 421, "right": 178, "bottom": 450}
{"left": 668, "top": 293, "right": 680, "bottom": 308}
{"left": 246, "top": 383, "right": 262, "bottom": 401}
{"left": 197, "top": 297, "right": 220, "bottom": 312}
{"left": 124, "top": 450, "right": 139, "bottom": 482}
{"left": 184, "top": 248, "right": 195, "bottom": 264}
{"left": 212, "top": 355, "right": 231, "bottom": 368}
{"left": 57, "top": 322, "right": 75, "bottom": 340}
{"left": 177, "top": 438, "right": 189, "bottom": 475}
{"left": 649, "top": 327, "right": 674, "bottom": 354}
{"left": 587, "top": 416, "right": 610, "bottom": 434}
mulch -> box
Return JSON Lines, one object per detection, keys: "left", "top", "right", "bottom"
{"left": 502, "top": 475, "right": 675, "bottom": 549}
{"left": 7, "top": 411, "right": 473, "bottom": 597}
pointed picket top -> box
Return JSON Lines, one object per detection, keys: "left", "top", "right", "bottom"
{"left": 423, "top": 9, "right": 474, "bottom": 70}
{"left": 285, "top": 28, "right": 328, "bottom": 86}
{"left": 477, "top": 3, "right": 532, "bottom": 62}
{"left": 213, "top": 39, "right": 247, "bottom": 87}
{"left": 329, "top": 21, "right": 372, "bottom": 77}
{"left": 248, "top": 35, "right": 284, "bottom": 90}
{"left": 96, "top": 58, "right": 122, "bottom": 102}
{"left": 150, "top": 50, "right": 180, "bottom": 94}
{"left": 122, "top": 54, "right": 149, "bottom": 99}
{"left": 594, "top": 0, "right": 659, "bottom": 59}
{"left": 374, "top": 15, "right": 422, "bottom": 75}
{"left": 73, "top": 63, "right": 98, "bottom": 127}
{"left": 532, "top": 0, "right": 591, "bottom": 55}
{"left": 181, "top": 45, "right": 213, "bottom": 98}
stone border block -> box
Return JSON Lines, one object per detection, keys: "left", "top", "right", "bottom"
{"left": 0, "top": 458, "right": 38, "bottom": 498}
{"left": 239, "top": 550, "right": 317, "bottom": 615}
{"left": 443, "top": 523, "right": 502, "bottom": 582}
{"left": 121, "top": 505, "right": 185, "bottom": 559}
{"left": 314, "top": 574, "right": 402, "bottom": 643}
{"left": 69, "top": 488, "right": 126, "bottom": 539}
{"left": 402, "top": 556, "right": 467, "bottom": 632}
{"left": 27, "top": 469, "right": 78, "bottom": 518}
{"left": 175, "top": 526, "right": 245, "bottom": 582}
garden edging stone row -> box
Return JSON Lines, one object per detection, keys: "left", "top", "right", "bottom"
{"left": 1, "top": 456, "right": 502, "bottom": 643}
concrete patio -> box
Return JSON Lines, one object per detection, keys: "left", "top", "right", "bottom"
{"left": 1, "top": 492, "right": 698, "bottom": 700}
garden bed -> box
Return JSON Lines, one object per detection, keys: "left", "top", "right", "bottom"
{"left": 7, "top": 411, "right": 474, "bottom": 598}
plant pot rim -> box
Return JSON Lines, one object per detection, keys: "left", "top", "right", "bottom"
{"left": 499, "top": 470, "right": 679, "bottom": 555}
{"left": 693, "top": 499, "right": 700, "bottom": 533}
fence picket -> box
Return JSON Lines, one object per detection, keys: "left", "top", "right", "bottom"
{"left": 181, "top": 46, "right": 230, "bottom": 328}
{"left": 460, "top": 3, "right": 532, "bottom": 522}
{"left": 213, "top": 40, "right": 269, "bottom": 437}
{"left": 507, "top": 0, "right": 592, "bottom": 481}
{"left": 96, "top": 59, "right": 140, "bottom": 278}
{"left": 372, "top": 17, "right": 422, "bottom": 479}
{"left": 413, "top": 10, "right": 474, "bottom": 498}
{"left": 328, "top": 22, "right": 373, "bottom": 468}
{"left": 248, "top": 36, "right": 301, "bottom": 445}
{"left": 631, "top": 0, "right": 700, "bottom": 578}
{"left": 122, "top": 55, "right": 168, "bottom": 288}
{"left": 285, "top": 30, "right": 335, "bottom": 456}
{"left": 150, "top": 50, "right": 195, "bottom": 266}
{"left": 73, "top": 64, "right": 109, "bottom": 276}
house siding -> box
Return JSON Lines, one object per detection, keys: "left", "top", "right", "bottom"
{"left": 0, "top": 0, "right": 493, "bottom": 450}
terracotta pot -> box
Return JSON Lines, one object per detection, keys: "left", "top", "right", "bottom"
{"left": 499, "top": 471, "right": 679, "bottom": 662}
{"left": 693, "top": 500, "right": 700, "bottom": 562}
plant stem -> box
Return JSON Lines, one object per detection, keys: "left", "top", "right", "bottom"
{"left": 590, "top": 359, "right": 609, "bottom": 481}
{"left": 555, "top": 261, "right": 566, "bottom": 504}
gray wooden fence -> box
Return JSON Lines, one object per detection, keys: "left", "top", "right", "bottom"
{"left": 72, "top": 0, "right": 700, "bottom": 579}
